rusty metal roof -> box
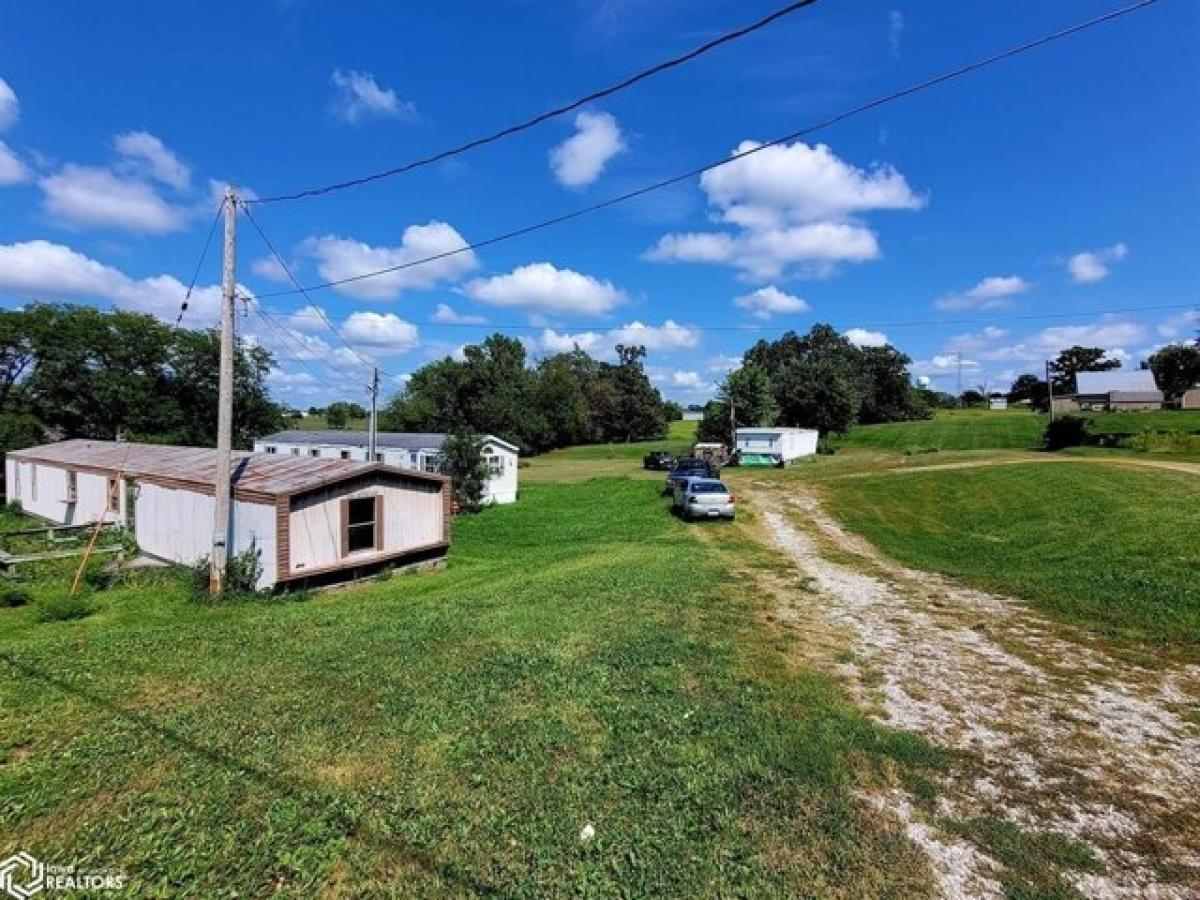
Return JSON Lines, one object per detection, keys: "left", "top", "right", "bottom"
{"left": 7, "top": 439, "right": 448, "bottom": 497}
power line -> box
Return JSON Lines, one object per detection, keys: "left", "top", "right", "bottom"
{"left": 240, "top": 203, "right": 396, "bottom": 378}
{"left": 250, "top": 0, "right": 821, "bottom": 204}
{"left": 263, "top": 301, "right": 1196, "bottom": 335}
{"left": 256, "top": 0, "right": 1158, "bottom": 300}
{"left": 175, "top": 198, "right": 226, "bottom": 327}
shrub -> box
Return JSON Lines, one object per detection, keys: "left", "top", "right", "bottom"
{"left": 0, "top": 586, "right": 32, "bottom": 608}
{"left": 189, "top": 542, "right": 264, "bottom": 602}
{"left": 36, "top": 592, "right": 96, "bottom": 623}
{"left": 1042, "top": 416, "right": 1089, "bottom": 451}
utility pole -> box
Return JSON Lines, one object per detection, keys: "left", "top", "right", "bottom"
{"left": 368, "top": 366, "right": 379, "bottom": 460}
{"left": 1046, "top": 359, "right": 1055, "bottom": 422}
{"left": 956, "top": 350, "right": 963, "bottom": 408}
{"left": 210, "top": 186, "right": 236, "bottom": 595}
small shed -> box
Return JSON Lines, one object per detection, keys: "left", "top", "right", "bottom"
{"left": 255, "top": 430, "right": 519, "bottom": 505}
{"left": 1181, "top": 388, "right": 1200, "bottom": 410}
{"left": 989, "top": 397, "right": 1009, "bottom": 411}
{"left": 735, "top": 427, "right": 819, "bottom": 466}
{"left": 5, "top": 440, "right": 451, "bottom": 589}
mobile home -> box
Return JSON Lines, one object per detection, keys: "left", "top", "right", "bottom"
{"left": 5, "top": 440, "right": 451, "bottom": 589}
{"left": 734, "top": 427, "right": 819, "bottom": 466}
{"left": 255, "top": 431, "right": 519, "bottom": 504}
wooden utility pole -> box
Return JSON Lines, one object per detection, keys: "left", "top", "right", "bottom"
{"left": 210, "top": 187, "right": 237, "bottom": 594}
{"left": 368, "top": 366, "right": 379, "bottom": 460}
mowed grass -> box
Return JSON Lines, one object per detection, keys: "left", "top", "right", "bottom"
{"left": 821, "top": 462, "right": 1200, "bottom": 653}
{"left": 522, "top": 420, "right": 697, "bottom": 483}
{"left": 833, "top": 408, "right": 1200, "bottom": 454}
{"left": 0, "top": 476, "right": 940, "bottom": 897}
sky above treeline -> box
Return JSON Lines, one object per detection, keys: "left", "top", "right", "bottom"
{"left": 0, "top": 0, "right": 1196, "bottom": 407}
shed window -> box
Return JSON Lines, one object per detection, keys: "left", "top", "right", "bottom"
{"left": 342, "top": 496, "right": 383, "bottom": 555}
{"left": 340, "top": 450, "right": 351, "bottom": 460}
{"left": 30, "top": 464, "right": 38, "bottom": 501}
{"left": 66, "top": 470, "right": 78, "bottom": 502}
{"left": 485, "top": 454, "right": 503, "bottom": 475}
{"left": 107, "top": 477, "right": 120, "bottom": 513}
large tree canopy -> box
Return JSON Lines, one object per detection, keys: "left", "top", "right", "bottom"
{"left": 0, "top": 304, "right": 285, "bottom": 451}
{"left": 380, "top": 334, "right": 668, "bottom": 453}
{"left": 1048, "top": 345, "right": 1121, "bottom": 394}
{"left": 1144, "top": 342, "right": 1200, "bottom": 399}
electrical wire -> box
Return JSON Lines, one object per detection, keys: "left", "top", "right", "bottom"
{"left": 255, "top": 0, "right": 1158, "bottom": 300}
{"left": 264, "top": 302, "right": 1196, "bottom": 335}
{"left": 175, "top": 198, "right": 226, "bottom": 327}
{"left": 250, "top": 0, "right": 821, "bottom": 204}
{"left": 240, "top": 203, "right": 396, "bottom": 378}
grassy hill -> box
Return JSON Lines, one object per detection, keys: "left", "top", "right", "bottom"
{"left": 833, "top": 408, "right": 1200, "bottom": 454}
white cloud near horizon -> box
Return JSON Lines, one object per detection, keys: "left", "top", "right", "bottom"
{"left": 464, "top": 262, "right": 626, "bottom": 316}
{"left": 302, "top": 221, "right": 478, "bottom": 301}
{"left": 549, "top": 111, "right": 626, "bottom": 188}
{"left": 340, "top": 311, "right": 420, "bottom": 353}
{"left": 845, "top": 327, "right": 889, "bottom": 347}
{"left": 329, "top": 69, "right": 416, "bottom": 124}
{"left": 1067, "top": 243, "right": 1128, "bottom": 283}
{"left": 0, "top": 140, "right": 27, "bottom": 184}
{"left": 431, "top": 302, "right": 486, "bottom": 325}
{"left": 113, "top": 131, "right": 191, "bottom": 190}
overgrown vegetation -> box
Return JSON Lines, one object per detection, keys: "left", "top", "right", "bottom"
{"left": 0, "top": 477, "right": 945, "bottom": 896}
{"left": 437, "top": 429, "right": 488, "bottom": 512}
{"left": 188, "top": 543, "right": 264, "bottom": 603}
{"left": 821, "top": 462, "right": 1200, "bottom": 652}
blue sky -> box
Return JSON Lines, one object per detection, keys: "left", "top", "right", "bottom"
{"left": 1, "top": 0, "right": 1196, "bottom": 407}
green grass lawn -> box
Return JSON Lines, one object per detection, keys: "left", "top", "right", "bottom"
{"left": 821, "top": 462, "right": 1200, "bottom": 653}
{"left": 293, "top": 415, "right": 370, "bottom": 431}
{"left": 833, "top": 408, "right": 1200, "bottom": 454}
{"left": 0, "top": 476, "right": 939, "bottom": 897}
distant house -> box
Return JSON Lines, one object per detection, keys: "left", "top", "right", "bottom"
{"left": 1053, "top": 370, "right": 1164, "bottom": 413}
{"left": 1181, "top": 388, "right": 1200, "bottom": 410}
{"left": 254, "top": 431, "right": 519, "bottom": 505}
{"left": 989, "top": 396, "right": 1009, "bottom": 411}
{"left": 681, "top": 410, "right": 704, "bottom": 422}
{"left": 5, "top": 440, "right": 450, "bottom": 589}
{"left": 735, "top": 427, "right": 819, "bottom": 466}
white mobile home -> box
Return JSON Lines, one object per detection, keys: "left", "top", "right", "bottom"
{"left": 735, "top": 427, "right": 819, "bottom": 466}
{"left": 5, "top": 440, "right": 451, "bottom": 589}
{"left": 255, "top": 431, "right": 519, "bottom": 505}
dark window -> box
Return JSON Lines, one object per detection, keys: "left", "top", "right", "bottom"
{"left": 265, "top": 445, "right": 277, "bottom": 454}
{"left": 107, "top": 477, "right": 120, "bottom": 513}
{"left": 309, "top": 448, "right": 320, "bottom": 457}
{"left": 340, "top": 450, "right": 351, "bottom": 460}
{"left": 345, "top": 497, "right": 377, "bottom": 554}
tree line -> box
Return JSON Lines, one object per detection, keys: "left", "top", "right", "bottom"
{"left": 0, "top": 304, "right": 285, "bottom": 452}
{"left": 697, "top": 324, "right": 931, "bottom": 443}
{"left": 380, "top": 334, "right": 673, "bottom": 454}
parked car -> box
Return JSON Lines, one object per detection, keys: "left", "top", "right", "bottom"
{"left": 672, "top": 477, "right": 736, "bottom": 520}
{"left": 642, "top": 450, "right": 675, "bottom": 470}
{"left": 663, "top": 457, "right": 716, "bottom": 495}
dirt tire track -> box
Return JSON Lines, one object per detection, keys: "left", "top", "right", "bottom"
{"left": 745, "top": 481, "right": 1200, "bottom": 899}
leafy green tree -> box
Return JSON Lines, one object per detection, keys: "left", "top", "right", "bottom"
{"left": 534, "top": 352, "right": 590, "bottom": 448}
{"left": 855, "top": 346, "right": 928, "bottom": 423}
{"left": 1008, "top": 373, "right": 1049, "bottom": 409}
{"left": 775, "top": 355, "right": 859, "bottom": 435}
{"left": 438, "top": 429, "right": 489, "bottom": 513}
{"left": 662, "top": 400, "right": 684, "bottom": 422}
{"left": 1144, "top": 343, "right": 1200, "bottom": 399}
{"left": 697, "top": 363, "right": 778, "bottom": 445}
{"left": 325, "top": 402, "right": 352, "bottom": 429}
{"left": 1048, "top": 346, "right": 1120, "bottom": 394}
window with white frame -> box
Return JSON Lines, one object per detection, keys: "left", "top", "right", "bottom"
{"left": 484, "top": 454, "right": 503, "bottom": 475}
{"left": 66, "top": 470, "right": 77, "bottom": 502}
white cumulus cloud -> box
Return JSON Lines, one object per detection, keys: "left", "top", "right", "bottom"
{"left": 431, "top": 302, "right": 486, "bottom": 325}
{"left": 608, "top": 319, "right": 699, "bottom": 351}
{"left": 733, "top": 285, "right": 809, "bottom": 319}
{"left": 0, "top": 239, "right": 227, "bottom": 322}
{"left": 538, "top": 328, "right": 605, "bottom": 355}
{"left": 0, "top": 77, "right": 17, "bottom": 132}
{"left": 646, "top": 140, "right": 922, "bottom": 280}
{"left": 329, "top": 69, "right": 415, "bottom": 124}
{"left": 40, "top": 163, "right": 190, "bottom": 233}
{"left": 251, "top": 255, "right": 290, "bottom": 283}
{"left": 936, "top": 275, "right": 1030, "bottom": 311}
{"left": 845, "top": 328, "right": 889, "bottom": 348}
{"left": 302, "top": 221, "right": 478, "bottom": 301}
{"left": 1067, "top": 243, "right": 1128, "bottom": 283}
{"left": 0, "top": 141, "right": 27, "bottom": 185}
{"left": 464, "top": 262, "right": 626, "bottom": 316}
{"left": 113, "top": 131, "right": 191, "bottom": 189}
{"left": 549, "top": 111, "right": 626, "bottom": 188}
{"left": 670, "top": 371, "right": 707, "bottom": 390}
{"left": 341, "top": 311, "right": 420, "bottom": 353}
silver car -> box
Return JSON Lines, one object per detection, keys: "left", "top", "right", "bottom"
{"left": 672, "top": 477, "right": 736, "bottom": 520}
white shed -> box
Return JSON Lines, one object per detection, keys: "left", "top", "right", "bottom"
{"left": 735, "top": 427, "right": 819, "bottom": 465}
{"left": 5, "top": 440, "right": 451, "bottom": 589}
{"left": 254, "top": 431, "right": 519, "bottom": 504}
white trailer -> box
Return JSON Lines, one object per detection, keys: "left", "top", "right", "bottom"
{"left": 734, "top": 427, "right": 819, "bottom": 466}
